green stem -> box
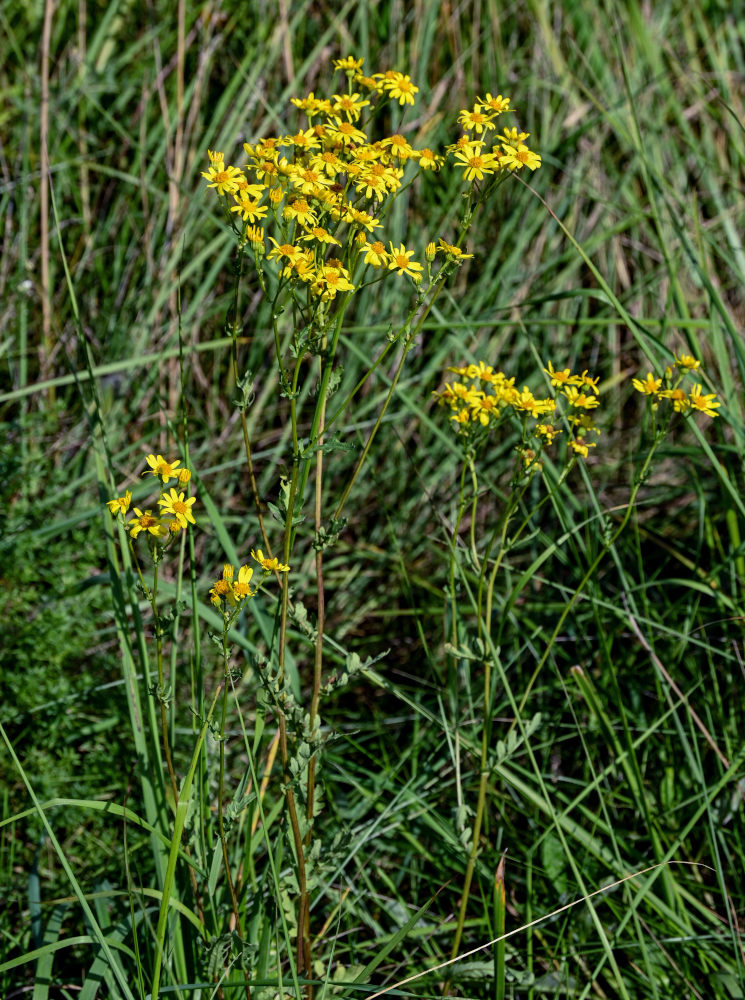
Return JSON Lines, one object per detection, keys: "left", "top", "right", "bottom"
{"left": 217, "top": 630, "right": 242, "bottom": 937}
{"left": 151, "top": 684, "right": 222, "bottom": 1000}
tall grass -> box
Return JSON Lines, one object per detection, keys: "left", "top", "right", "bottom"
{"left": 1, "top": 1, "right": 744, "bottom": 998}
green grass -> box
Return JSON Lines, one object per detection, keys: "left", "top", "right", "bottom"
{"left": 2, "top": 1, "right": 745, "bottom": 997}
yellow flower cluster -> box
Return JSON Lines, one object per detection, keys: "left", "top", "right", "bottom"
{"left": 632, "top": 354, "right": 720, "bottom": 418}
{"left": 450, "top": 106, "right": 541, "bottom": 181}
{"left": 434, "top": 360, "right": 602, "bottom": 462}
{"left": 209, "top": 549, "right": 289, "bottom": 612}
{"left": 106, "top": 453, "right": 196, "bottom": 541}
{"left": 202, "top": 58, "right": 539, "bottom": 298}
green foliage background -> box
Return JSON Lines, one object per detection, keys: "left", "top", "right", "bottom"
{"left": 1, "top": 0, "right": 744, "bottom": 996}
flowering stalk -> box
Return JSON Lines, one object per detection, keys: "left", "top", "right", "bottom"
{"left": 203, "top": 57, "right": 543, "bottom": 987}
{"left": 435, "top": 354, "right": 720, "bottom": 960}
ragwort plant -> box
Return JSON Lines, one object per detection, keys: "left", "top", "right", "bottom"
{"left": 433, "top": 351, "right": 720, "bottom": 971}
{"left": 103, "top": 53, "right": 722, "bottom": 999}
{"left": 103, "top": 58, "right": 544, "bottom": 998}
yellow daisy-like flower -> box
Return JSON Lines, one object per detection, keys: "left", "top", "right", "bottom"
{"left": 361, "top": 240, "right": 389, "bottom": 268}
{"left": 500, "top": 127, "right": 529, "bottom": 145}
{"left": 209, "top": 564, "right": 234, "bottom": 606}
{"left": 544, "top": 362, "right": 577, "bottom": 388}
{"left": 267, "top": 238, "right": 303, "bottom": 264}
{"left": 283, "top": 128, "right": 321, "bottom": 152}
{"left": 334, "top": 55, "right": 364, "bottom": 73}
{"left": 344, "top": 207, "right": 380, "bottom": 232}
{"left": 283, "top": 197, "right": 316, "bottom": 226}
{"left": 290, "top": 92, "right": 333, "bottom": 118}
{"left": 157, "top": 488, "right": 197, "bottom": 529}
{"left": 498, "top": 142, "right": 542, "bottom": 172}
{"left": 438, "top": 239, "right": 473, "bottom": 260}
{"left": 688, "top": 384, "right": 720, "bottom": 418}
{"left": 106, "top": 490, "right": 132, "bottom": 516}
{"left": 457, "top": 105, "right": 496, "bottom": 135}
{"left": 324, "top": 119, "right": 367, "bottom": 146}
{"left": 129, "top": 508, "right": 167, "bottom": 540}
{"left": 251, "top": 548, "right": 290, "bottom": 573}
{"left": 453, "top": 142, "right": 499, "bottom": 182}
{"left": 388, "top": 243, "right": 423, "bottom": 279}
{"left": 201, "top": 163, "right": 244, "bottom": 195}
{"left": 331, "top": 92, "right": 370, "bottom": 120}
{"left": 379, "top": 134, "right": 416, "bottom": 161}
{"left": 659, "top": 386, "right": 691, "bottom": 413}
{"left": 145, "top": 454, "right": 182, "bottom": 483}
{"left": 417, "top": 148, "right": 443, "bottom": 170}
{"left": 311, "top": 149, "right": 344, "bottom": 179}
{"left": 231, "top": 193, "right": 267, "bottom": 223}
{"left": 675, "top": 353, "right": 701, "bottom": 371}
{"left": 315, "top": 263, "right": 355, "bottom": 299}
{"left": 231, "top": 564, "right": 255, "bottom": 601}
{"left": 301, "top": 226, "right": 341, "bottom": 246}
{"left": 478, "top": 93, "right": 510, "bottom": 114}
{"left": 382, "top": 72, "right": 419, "bottom": 106}
{"left": 469, "top": 393, "right": 501, "bottom": 426}
{"left": 563, "top": 386, "right": 600, "bottom": 410}
{"left": 632, "top": 373, "right": 662, "bottom": 396}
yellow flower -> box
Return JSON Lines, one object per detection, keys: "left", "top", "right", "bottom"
{"left": 569, "top": 438, "right": 595, "bottom": 458}
{"left": 478, "top": 93, "right": 510, "bottom": 114}
{"left": 331, "top": 92, "right": 369, "bottom": 120}
{"left": 388, "top": 243, "right": 423, "bottom": 279}
{"left": 361, "top": 240, "right": 389, "bottom": 268}
{"left": 453, "top": 142, "right": 499, "bottom": 182}
{"left": 290, "top": 92, "right": 333, "bottom": 118}
{"left": 145, "top": 454, "right": 182, "bottom": 483}
{"left": 231, "top": 564, "right": 255, "bottom": 601}
{"left": 675, "top": 353, "right": 701, "bottom": 371}
{"left": 107, "top": 490, "right": 132, "bottom": 516}
{"left": 498, "top": 142, "right": 541, "bottom": 172}
{"left": 334, "top": 56, "right": 364, "bottom": 73}
{"left": 247, "top": 226, "right": 265, "bottom": 252}
{"left": 283, "top": 197, "right": 316, "bottom": 226}
{"left": 632, "top": 373, "right": 662, "bottom": 396}
{"left": 417, "top": 148, "right": 443, "bottom": 170}
{"left": 688, "top": 384, "right": 720, "bottom": 418}
{"left": 201, "top": 163, "right": 244, "bottom": 195}
{"left": 267, "top": 238, "right": 302, "bottom": 264}
{"left": 563, "top": 386, "right": 600, "bottom": 409}
{"left": 380, "top": 134, "right": 417, "bottom": 161}
{"left": 301, "top": 226, "right": 341, "bottom": 246}
{"left": 209, "top": 564, "right": 234, "bottom": 606}
{"left": 438, "top": 238, "right": 473, "bottom": 260}
{"left": 324, "top": 119, "right": 367, "bottom": 146}
{"left": 382, "top": 72, "right": 419, "bottom": 106}
{"left": 283, "top": 128, "right": 321, "bottom": 152}
{"left": 314, "top": 263, "right": 355, "bottom": 299}
{"left": 252, "top": 548, "right": 290, "bottom": 573}
{"left": 157, "top": 488, "right": 197, "bottom": 529}
{"left": 231, "top": 193, "right": 267, "bottom": 223}
{"left": 457, "top": 105, "right": 496, "bottom": 135}
{"left": 536, "top": 423, "right": 561, "bottom": 444}
{"left": 128, "top": 508, "right": 167, "bottom": 540}
{"left": 544, "top": 362, "right": 577, "bottom": 388}
{"left": 343, "top": 207, "right": 380, "bottom": 232}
